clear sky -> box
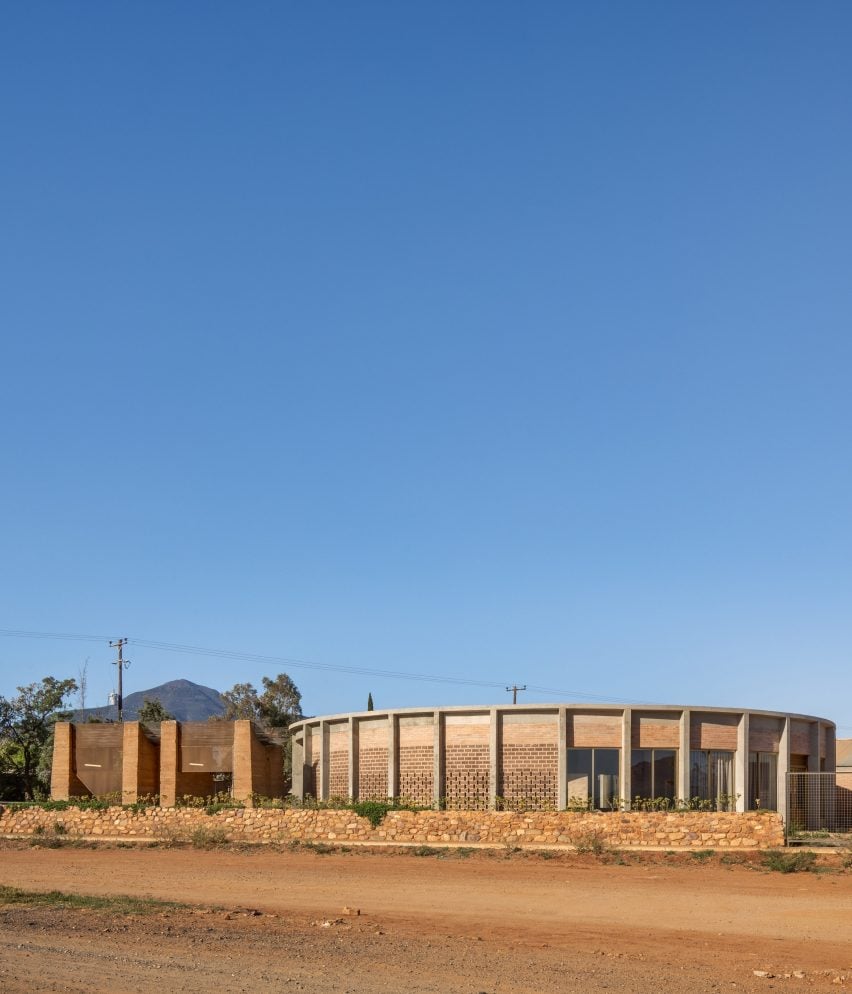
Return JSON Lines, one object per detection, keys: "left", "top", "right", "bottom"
{"left": 1, "top": 3, "right": 850, "bottom": 732}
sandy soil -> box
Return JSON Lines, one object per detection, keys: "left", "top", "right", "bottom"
{"left": 1, "top": 843, "right": 851, "bottom": 993}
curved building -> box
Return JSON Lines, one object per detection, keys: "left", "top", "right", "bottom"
{"left": 290, "top": 704, "right": 836, "bottom": 813}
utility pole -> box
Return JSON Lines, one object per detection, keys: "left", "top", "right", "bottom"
{"left": 110, "top": 638, "right": 130, "bottom": 721}
{"left": 505, "top": 684, "right": 526, "bottom": 705}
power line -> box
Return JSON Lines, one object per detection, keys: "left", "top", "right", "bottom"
{"left": 0, "top": 626, "right": 649, "bottom": 704}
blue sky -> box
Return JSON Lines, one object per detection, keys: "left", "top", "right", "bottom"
{"left": 1, "top": 3, "right": 850, "bottom": 732}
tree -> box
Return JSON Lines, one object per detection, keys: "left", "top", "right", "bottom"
{"left": 136, "top": 697, "right": 174, "bottom": 724}
{"left": 0, "top": 676, "right": 77, "bottom": 799}
{"left": 220, "top": 674, "right": 302, "bottom": 730}
{"left": 258, "top": 674, "right": 302, "bottom": 729}
{"left": 220, "top": 682, "right": 262, "bottom": 721}
{"left": 367, "top": 692, "right": 374, "bottom": 711}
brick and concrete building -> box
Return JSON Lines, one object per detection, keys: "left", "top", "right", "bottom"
{"left": 289, "top": 704, "right": 836, "bottom": 813}
{"left": 837, "top": 738, "right": 852, "bottom": 792}
{"left": 51, "top": 720, "right": 285, "bottom": 805}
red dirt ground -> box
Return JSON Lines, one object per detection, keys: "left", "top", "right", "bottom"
{"left": 1, "top": 843, "right": 850, "bottom": 993}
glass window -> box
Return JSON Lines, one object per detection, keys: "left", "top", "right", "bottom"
{"left": 690, "top": 750, "right": 735, "bottom": 809}
{"left": 631, "top": 748, "right": 677, "bottom": 802}
{"left": 748, "top": 751, "right": 778, "bottom": 810}
{"left": 567, "top": 748, "right": 620, "bottom": 809}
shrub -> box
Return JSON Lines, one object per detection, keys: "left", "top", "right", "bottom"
{"left": 761, "top": 850, "right": 817, "bottom": 873}
{"left": 189, "top": 827, "right": 229, "bottom": 849}
{"left": 571, "top": 828, "right": 609, "bottom": 856}
{"left": 690, "top": 850, "right": 715, "bottom": 862}
{"left": 411, "top": 845, "right": 440, "bottom": 857}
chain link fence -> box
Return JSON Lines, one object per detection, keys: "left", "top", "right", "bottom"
{"left": 786, "top": 772, "right": 852, "bottom": 840}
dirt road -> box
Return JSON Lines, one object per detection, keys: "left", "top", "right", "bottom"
{"left": 1, "top": 844, "right": 850, "bottom": 993}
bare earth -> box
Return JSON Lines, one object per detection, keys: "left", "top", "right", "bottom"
{"left": 1, "top": 844, "right": 851, "bottom": 993}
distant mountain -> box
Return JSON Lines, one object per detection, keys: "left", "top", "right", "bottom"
{"left": 73, "top": 679, "right": 226, "bottom": 723}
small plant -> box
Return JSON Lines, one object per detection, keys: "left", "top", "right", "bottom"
{"left": 301, "top": 840, "right": 334, "bottom": 854}
{"left": 189, "top": 827, "right": 229, "bottom": 849}
{"left": 761, "top": 850, "right": 817, "bottom": 874}
{"left": 32, "top": 824, "right": 45, "bottom": 836}
{"left": 53, "top": 821, "right": 67, "bottom": 835}
{"left": 351, "top": 800, "right": 393, "bottom": 828}
{"left": 690, "top": 849, "right": 715, "bottom": 862}
{"left": 411, "top": 845, "right": 440, "bottom": 857}
{"left": 571, "top": 829, "right": 609, "bottom": 856}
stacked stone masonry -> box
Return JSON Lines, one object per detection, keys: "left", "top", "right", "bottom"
{"left": 0, "top": 805, "right": 784, "bottom": 849}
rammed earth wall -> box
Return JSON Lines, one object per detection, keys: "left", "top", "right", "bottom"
{"left": 0, "top": 806, "right": 784, "bottom": 849}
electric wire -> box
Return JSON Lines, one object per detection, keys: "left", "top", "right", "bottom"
{"left": 0, "top": 627, "right": 650, "bottom": 704}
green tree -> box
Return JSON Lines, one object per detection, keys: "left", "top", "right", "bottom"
{"left": 219, "top": 674, "right": 303, "bottom": 791}
{"left": 136, "top": 697, "right": 174, "bottom": 724}
{"left": 220, "top": 674, "right": 302, "bottom": 730}
{"left": 220, "top": 682, "right": 262, "bottom": 721}
{"left": 258, "top": 674, "right": 302, "bottom": 729}
{"left": 0, "top": 676, "right": 77, "bottom": 799}
{"left": 367, "top": 692, "right": 374, "bottom": 711}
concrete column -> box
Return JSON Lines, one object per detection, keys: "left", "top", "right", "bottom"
{"left": 678, "top": 709, "right": 691, "bottom": 803}
{"left": 735, "top": 712, "right": 750, "bottom": 812}
{"left": 159, "top": 720, "right": 180, "bottom": 807}
{"left": 557, "top": 706, "right": 567, "bottom": 812}
{"left": 777, "top": 716, "right": 790, "bottom": 824}
{"left": 291, "top": 732, "right": 305, "bottom": 799}
{"left": 488, "top": 709, "right": 499, "bottom": 810}
{"left": 387, "top": 713, "right": 398, "bottom": 800}
{"left": 620, "top": 708, "right": 632, "bottom": 810}
{"left": 319, "top": 720, "right": 330, "bottom": 801}
{"left": 348, "top": 717, "right": 359, "bottom": 800}
{"left": 432, "top": 710, "right": 444, "bottom": 810}
{"left": 51, "top": 722, "right": 85, "bottom": 800}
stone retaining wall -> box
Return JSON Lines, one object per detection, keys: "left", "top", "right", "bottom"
{"left": 0, "top": 806, "right": 784, "bottom": 848}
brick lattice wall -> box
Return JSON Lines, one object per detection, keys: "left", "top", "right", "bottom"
{"left": 398, "top": 745, "right": 433, "bottom": 805}
{"left": 328, "top": 750, "right": 348, "bottom": 798}
{"left": 445, "top": 744, "right": 489, "bottom": 810}
{"left": 500, "top": 743, "right": 558, "bottom": 810}
{"left": 358, "top": 747, "right": 388, "bottom": 800}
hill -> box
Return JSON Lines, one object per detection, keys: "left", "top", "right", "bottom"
{"left": 73, "top": 679, "right": 226, "bottom": 722}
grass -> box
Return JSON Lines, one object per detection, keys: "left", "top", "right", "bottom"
{"left": 761, "top": 850, "right": 817, "bottom": 873}
{"left": 690, "top": 849, "right": 715, "bottom": 862}
{"left": 0, "top": 885, "right": 184, "bottom": 915}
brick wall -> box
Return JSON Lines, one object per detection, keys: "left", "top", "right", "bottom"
{"left": 329, "top": 749, "right": 348, "bottom": 798}
{"left": 0, "top": 805, "right": 785, "bottom": 849}
{"left": 445, "top": 744, "right": 489, "bottom": 809}
{"left": 500, "top": 744, "right": 558, "bottom": 810}
{"left": 690, "top": 713, "right": 739, "bottom": 751}
{"left": 398, "top": 745, "right": 433, "bottom": 805}
{"left": 358, "top": 748, "right": 388, "bottom": 800}
{"left": 632, "top": 713, "right": 680, "bottom": 749}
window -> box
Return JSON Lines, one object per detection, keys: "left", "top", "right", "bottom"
{"left": 690, "top": 750, "right": 734, "bottom": 809}
{"left": 631, "top": 749, "right": 677, "bottom": 802}
{"left": 748, "top": 752, "right": 777, "bottom": 810}
{"left": 567, "top": 748, "right": 620, "bottom": 809}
